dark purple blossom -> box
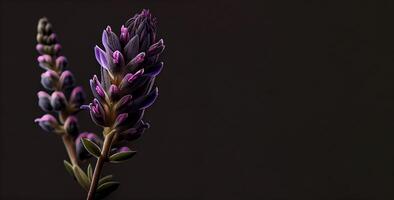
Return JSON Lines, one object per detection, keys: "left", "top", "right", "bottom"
{"left": 85, "top": 9, "right": 164, "bottom": 144}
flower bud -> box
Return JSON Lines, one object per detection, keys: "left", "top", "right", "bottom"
{"left": 114, "top": 95, "right": 132, "bottom": 114}
{"left": 109, "top": 84, "right": 120, "bottom": 101}
{"left": 55, "top": 56, "right": 68, "bottom": 70}
{"left": 75, "top": 133, "right": 102, "bottom": 160}
{"left": 69, "top": 86, "right": 85, "bottom": 108}
{"left": 40, "top": 70, "right": 59, "bottom": 90}
{"left": 36, "top": 44, "right": 44, "bottom": 54}
{"left": 90, "top": 75, "right": 107, "bottom": 102}
{"left": 119, "top": 69, "right": 144, "bottom": 91}
{"left": 51, "top": 91, "right": 67, "bottom": 111}
{"left": 112, "top": 50, "right": 125, "bottom": 69}
{"left": 34, "top": 114, "right": 59, "bottom": 132}
{"left": 37, "top": 54, "right": 53, "bottom": 70}
{"left": 120, "top": 25, "right": 129, "bottom": 44}
{"left": 147, "top": 39, "right": 165, "bottom": 56}
{"left": 53, "top": 44, "right": 62, "bottom": 54}
{"left": 37, "top": 91, "right": 52, "bottom": 112}
{"left": 88, "top": 99, "right": 107, "bottom": 127}
{"left": 118, "top": 120, "right": 150, "bottom": 141}
{"left": 114, "top": 113, "right": 128, "bottom": 129}
{"left": 64, "top": 116, "right": 79, "bottom": 137}
{"left": 126, "top": 52, "right": 145, "bottom": 69}
{"left": 59, "top": 70, "right": 75, "bottom": 89}
{"left": 102, "top": 25, "right": 121, "bottom": 52}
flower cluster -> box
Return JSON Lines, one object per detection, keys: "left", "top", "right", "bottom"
{"left": 33, "top": 18, "right": 99, "bottom": 161}
{"left": 86, "top": 9, "right": 165, "bottom": 147}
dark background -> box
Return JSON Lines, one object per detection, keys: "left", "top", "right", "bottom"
{"left": 1, "top": 0, "right": 394, "bottom": 199}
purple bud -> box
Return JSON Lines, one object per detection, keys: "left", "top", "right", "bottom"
{"left": 114, "top": 95, "right": 132, "bottom": 114}
{"left": 118, "top": 146, "right": 131, "bottom": 153}
{"left": 64, "top": 116, "right": 79, "bottom": 137}
{"left": 40, "top": 70, "right": 59, "bottom": 90}
{"left": 102, "top": 26, "right": 121, "bottom": 52}
{"left": 131, "top": 87, "right": 158, "bottom": 110}
{"left": 37, "top": 91, "right": 52, "bottom": 112}
{"left": 34, "top": 114, "right": 59, "bottom": 132}
{"left": 37, "top": 54, "right": 52, "bottom": 63}
{"left": 55, "top": 56, "right": 68, "bottom": 70}
{"left": 36, "top": 44, "right": 44, "bottom": 53}
{"left": 75, "top": 132, "right": 102, "bottom": 160}
{"left": 54, "top": 44, "right": 62, "bottom": 54}
{"left": 69, "top": 86, "right": 85, "bottom": 108}
{"left": 119, "top": 69, "right": 144, "bottom": 91}
{"left": 124, "top": 35, "right": 140, "bottom": 61}
{"left": 88, "top": 99, "right": 107, "bottom": 127}
{"left": 109, "top": 84, "right": 120, "bottom": 101}
{"left": 94, "top": 45, "right": 109, "bottom": 70}
{"left": 49, "top": 33, "right": 57, "bottom": 42}
{"left": 59, "top": 70, "right": 75, "bottom": 89}
{"left": 114, "top": 113, "right": 128, "bottom": 128}
{"left": 120, "top": 25, "right": 129, "bottom": 44}
{"left": 51, "top": 91, "right": 67, "bottom": 111}
{"left": 119, "top": 120, "right": 150, "bottom": 141}
{"left": 127, "top": 52, "right": 145, "bottom": 69}
{"left": 112, "top": 50, "right": 125, "bottom": 66}
{"left": 147, "top": 39, "right": 165, "bottom": 56}
{"left": 90, "top": 75, "right": 107, "bottom": 102}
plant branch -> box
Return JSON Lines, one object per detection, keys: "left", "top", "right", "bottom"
{"left": 87, "top": 131, "right": 115, "bottom": 200}
{"left": 62, "top": 134, "right": 79, "bottom": 166}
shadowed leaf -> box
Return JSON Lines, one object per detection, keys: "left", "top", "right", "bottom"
{"left": 81, "top": 138, "right": 102, "bottom": 158}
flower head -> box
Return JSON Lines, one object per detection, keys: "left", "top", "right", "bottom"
{"left": 85, "top": 10, "right": 164, "bottom": 146}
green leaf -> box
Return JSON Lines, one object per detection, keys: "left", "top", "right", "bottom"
{"left": 81, "top": 138, "right": 101, "bottom": 158}
{"left": 63, "top": 160, "right": 74, "bottom": 177}
{"left": 98, "top": 175, "right": 114, "bottom": 186}
{"left": 95, "top": 181, "right": 120, "bottom": 199}
{"left": 87, "top": 164, "right": 93, "bottom": 181}
{"left": 109, "top": 151, "right": 136, "bottom": 163}
{"left": 73, "top": 165, "right": 90, "bottom": 190}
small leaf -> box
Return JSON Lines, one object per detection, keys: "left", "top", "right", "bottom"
{"left": 98, "top": 175, "right": 114, "bottom": 186}
{"left": 95, "top": 181, "right": 120, "bottom": 199}
{"left": 87, "top": 164, "right": 93, "bottom": 181}
{"left": 73, "top": 165, "right": 90, "bottom": 190}
{"left": 81, "top": 138, "right": 101, "bottom": 158}
{"left": 109, "top": 151, "right": 136, "bottom": 163}
{"left": 63, "top": 160, "right": 74, "bottom": 177}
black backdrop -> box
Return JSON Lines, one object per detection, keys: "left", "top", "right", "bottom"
{"left": 1, "top": 0, "right": 394, "bottom": 199}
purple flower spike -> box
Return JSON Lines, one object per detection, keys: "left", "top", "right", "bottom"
{"left": 37, "top": 91, "right": 52, "bottom": 112}
{"left": 64, "top": 116, "right": 79, "bottom": 137}
{"left": 34, "top": 114, "right": 59, "bottom": 132}
{"left": 51, "top": 91, "right": 67, "bottom": 111}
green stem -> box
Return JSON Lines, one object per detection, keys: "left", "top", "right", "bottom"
{"left": 86, "top": 131, "right": 115, "bottom": 200}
